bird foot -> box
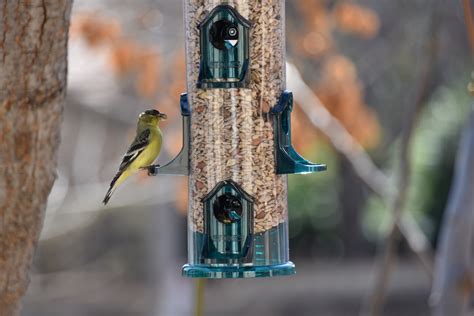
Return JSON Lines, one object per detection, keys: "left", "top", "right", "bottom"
{"left": 143, "top": 164, "right": 160, "bottom": 176}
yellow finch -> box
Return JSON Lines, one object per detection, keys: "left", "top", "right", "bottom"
{"left": 103, "top": 109, "right": 167, "bottom": 205}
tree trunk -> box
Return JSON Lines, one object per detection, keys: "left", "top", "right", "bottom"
{"left": 0, "top": 1, "right": 73, "bottom": 315}
{"left": 430, "top": 110, "right": 474, "bottom": 316}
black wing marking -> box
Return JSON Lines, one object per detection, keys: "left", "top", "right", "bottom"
{"left": 118, "top": 129, "right": 150, "bottom": 171}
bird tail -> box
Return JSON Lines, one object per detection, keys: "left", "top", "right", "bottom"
{"left": 103, "top": 170, "right": 130, "bottom": 205}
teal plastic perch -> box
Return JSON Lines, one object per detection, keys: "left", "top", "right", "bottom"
{"left": 271, "top": 91, "right": 327, "bottom": 175}
{"left": 147, "top": 93, "right": 190, "bottom": 176}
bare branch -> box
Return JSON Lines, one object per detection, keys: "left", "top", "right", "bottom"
{"left": 363, "top": 6, "right": 441, "bottom": 314}
{"left": 286, "top": 62, "right": 391, "bottom": 198}
{"left": 286, "top": 63, "right": 433, "bottom": 275}
{"left": 463, "top": 0, "right": 474, "bottom": 56}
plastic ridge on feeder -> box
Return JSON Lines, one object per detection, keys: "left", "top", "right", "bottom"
{"left": 271, "top": 91, "right": 327, "bottom": 175}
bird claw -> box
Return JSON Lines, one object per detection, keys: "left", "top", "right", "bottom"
{"left": 144, "top": 164, "right": 160, "bottom": 176}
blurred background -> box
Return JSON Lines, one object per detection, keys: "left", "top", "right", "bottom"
{"left": 22, "top": 0, "right": 473, "bottom": 315}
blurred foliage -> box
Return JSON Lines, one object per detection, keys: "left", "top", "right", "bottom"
{"left": 71, "top": 14, "right": 162, "bottom": 99}
{"left": 286, "top": 0, "right": 382, "bottom": 253}
{"left": 289, "top": 0, "right": 381, "bottom": 151}
{"left": 363, "top": 81, "right": 472, "bottom": 245}
{"left": 288, "top": 142, "right": 342, "bottom": 257}
{"left": 408, "top": 82, "right": 472, "bottom": 244}
{"left": 333, "top": 2, "right": 380, "bottom": 39}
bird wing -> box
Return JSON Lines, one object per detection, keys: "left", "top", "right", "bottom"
{"left": 118, "top": 128, "right": 151, "bottom": 172}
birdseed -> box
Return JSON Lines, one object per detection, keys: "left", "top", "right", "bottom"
{"left": 185, "top": 0, "right": 287, "bottom": 234}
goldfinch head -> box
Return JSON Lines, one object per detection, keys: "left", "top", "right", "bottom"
{"left": 139, "top": 109, "right": 167, "bottom": 125}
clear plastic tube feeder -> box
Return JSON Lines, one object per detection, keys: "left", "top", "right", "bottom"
{"left": 149, "top": 0, "right": 326, "bottom": 279}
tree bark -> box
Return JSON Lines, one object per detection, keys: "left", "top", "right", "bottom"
{"left": 430, "top": 110, "right": 474, "bottom": 316}
{"left": 0, "top": 1, "right": 73, "bottom": 315}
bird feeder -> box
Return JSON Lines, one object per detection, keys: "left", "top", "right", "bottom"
{"left": 149, "top": 0, "right": 326, "bottom": 278}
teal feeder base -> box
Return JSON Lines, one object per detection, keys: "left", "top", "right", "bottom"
{"left": 184, "top": 222, "right": 294, "bottom": 279}
{"left": 182, "top": 262, "right": 295, "bottom": 278}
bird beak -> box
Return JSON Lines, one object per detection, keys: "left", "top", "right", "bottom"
{"left": 158, "top": 113, "right": 167, "bottom": 120}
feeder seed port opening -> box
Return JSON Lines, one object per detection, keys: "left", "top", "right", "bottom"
{"left": 149, "top": 1, "right": 326, "bottom": 279}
